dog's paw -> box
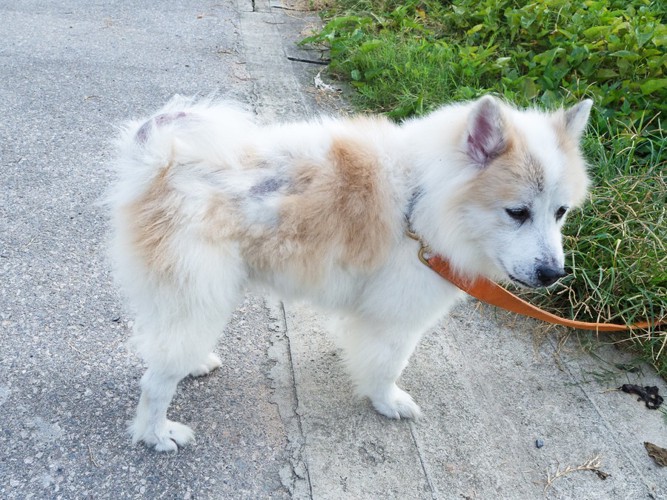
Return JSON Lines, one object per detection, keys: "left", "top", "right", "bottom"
{"left": 153, "top": 421, "right": 195, "bottom": 452}
{"left": 371, "top": 387, "right": 422, "bottom": 420}
{"left": 131, "top": 419, "right": 195, "bottom": 452}
{"left": 189, "top": 353, "right": 222, "bottom": 378}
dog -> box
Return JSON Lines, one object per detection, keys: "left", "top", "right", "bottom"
{"left": 107, "top": 95, "right": 592, "bottom": 451}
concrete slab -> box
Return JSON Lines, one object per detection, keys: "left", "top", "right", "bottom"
{"left": 408, "top": 304, "right": 666, "bottom": 498}
{"left": 283, "top": 303, "right": 432, "bottom": 499}
{"left": 280, "top": 300, "right": 666, "bottom": 499}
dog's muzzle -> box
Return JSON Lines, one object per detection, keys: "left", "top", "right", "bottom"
{"left": 536, "top": 265, "right": 566, "bottom": 287}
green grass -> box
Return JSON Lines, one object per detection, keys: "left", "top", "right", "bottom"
{"left": 528, "top": 125, "right": 667, "bottom": 374}
{"left": 304, "top": 0, "right": 667, "bottom": 375}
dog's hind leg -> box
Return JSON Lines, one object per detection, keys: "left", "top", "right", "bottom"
{"left": 129, "top": 315, "right": 221, "bottom": 451}
{"left": 130, "top": 301, "right": 239, "bottom": 451}
{"left": 336, "top": 318, "right": 425, "bottom": 420}
{"left": 128, "top": 262, "right": 244, "bottom": 452}
{"left": 131, "top": 366, "right": 194, "bottom": 452}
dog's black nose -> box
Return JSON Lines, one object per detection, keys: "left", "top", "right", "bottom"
{"left": 536, "top": 266, "right": 566, "bottom": 287}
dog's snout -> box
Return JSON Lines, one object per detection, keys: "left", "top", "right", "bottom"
{"left": 536, "top": 265, "right": 566, "bottom": 287}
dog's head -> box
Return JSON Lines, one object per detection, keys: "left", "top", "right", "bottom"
{"left": 432, "top": 96, "right": 593, "bottom": 288}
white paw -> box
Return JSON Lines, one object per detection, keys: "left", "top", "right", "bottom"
{"left": 154, "top": 421, "right": 195, "bottom": 452}
{"left": 131, "top": 419, "right": 195, "bottom": 452}
{"left": 371, "top": 386, "right": 422, "bottom": 420}
{"left": 189, "top": 353, "right": 222, "bottom": 377}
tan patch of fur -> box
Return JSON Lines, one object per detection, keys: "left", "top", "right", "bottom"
{"left": 126, "top": 162, "right": 180, "bottom": 277}
{"left": 202, "top": 193, "right": 242, "bottom": 243}
{"left": 464, "top": 117, "right": 589, "bottom": 210}
{"left": 329, "top": 135, "right": 394, "bottom": 266}
{"left": 463, "top": 127, "right": 540, "bottom": 208}
{"left": 238, "top": 131, "right": 396, "bottom": 283}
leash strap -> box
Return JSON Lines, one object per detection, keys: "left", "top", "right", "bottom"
{"left": 425, "top": 255, "right": 664, "bottom": 332}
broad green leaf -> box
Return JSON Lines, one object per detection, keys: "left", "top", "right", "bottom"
{"left": 640, "top": 79, "right": 667, "bottom": 95}
{"left": 521, "top": 77, "right": 539, "bottom": 99}
{"left": 583, "top": 26, "right": 608, "bottom": 38}
{"left": 610, "top": 50, "right": 640, "bottom": 60}
{"left": 596, "top": 69, "right": 619, "bottom": 79}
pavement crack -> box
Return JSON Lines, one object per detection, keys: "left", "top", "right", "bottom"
{"left": 286, "top": 56, "right": 330, "bottom": 65}
{"left": 280, "top": 301, "right": 314, "bottom": 499}
{"left": 409, "top": 422, "right": 439, "bottom": 499}
{"left": 265, "top": 299, "right": 313, "bottom": 498}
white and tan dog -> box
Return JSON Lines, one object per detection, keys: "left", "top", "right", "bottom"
{"left": 108, "top": 95, "right": 592, "bottom": 451}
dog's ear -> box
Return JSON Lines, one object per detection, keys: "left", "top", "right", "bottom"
{"left": 465, "top": 96, "right": 508, "bottom": 167}
{"left": 563, "top": 99, "right": 593, "bottom": 140}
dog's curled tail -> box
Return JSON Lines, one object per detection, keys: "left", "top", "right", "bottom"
{"left": 106, "top": 95, "right": 256, "bottom": 208}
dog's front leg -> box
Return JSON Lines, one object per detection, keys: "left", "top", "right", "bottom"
{"left": 337, "top": 320, "right": 425, "bottom": 419}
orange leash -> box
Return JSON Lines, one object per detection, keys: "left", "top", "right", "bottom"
{"left": 425, "top": 254, "right": 665, "bottom": 332}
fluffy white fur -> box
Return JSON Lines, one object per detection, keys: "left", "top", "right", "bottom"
{"left": 107, "top": 95, "right": 592, "bottom": 451}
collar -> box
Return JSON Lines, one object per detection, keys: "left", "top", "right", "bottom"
{"left": 404, "top": 186, "right": 422, "bottom": 229}
{"left": 404, "top": 186, "right": 432, "bottom": 265}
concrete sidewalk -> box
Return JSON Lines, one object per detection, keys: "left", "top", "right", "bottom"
{"left": 1, "top": 1, "right": 665, "bottom": 498}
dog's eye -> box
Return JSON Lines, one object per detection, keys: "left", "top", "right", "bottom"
{"left": 555, "top": 206, "right": 568, "bottom": 221}
{"left": 505, "top": 207, "right": 530, "bottom": 223}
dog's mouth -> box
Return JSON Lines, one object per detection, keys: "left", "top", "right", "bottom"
{"left": 508, "top": 274, "right": 539, "bottom": 289}
{"left": 498, "top": 261, "right": 537, "bottom": 288}
{"left": 508, "top": 268, "right": 568, "bottom": 289}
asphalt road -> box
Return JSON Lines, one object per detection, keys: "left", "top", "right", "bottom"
{"left": 1, "top": 1, "right": 306, "bottom": 497}
{"left": 1, "top": 1, "right": 666, "bottom": 499}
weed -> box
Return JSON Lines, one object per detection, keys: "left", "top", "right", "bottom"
{"left": 544, "top": 455, "right": 608, "bottom": 493}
